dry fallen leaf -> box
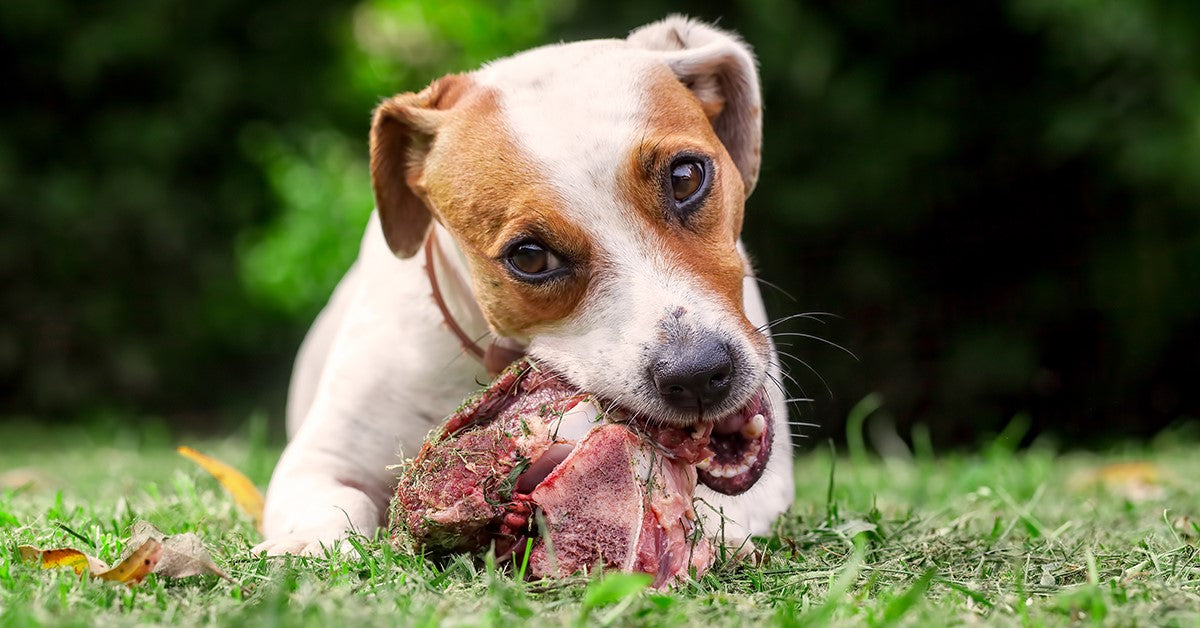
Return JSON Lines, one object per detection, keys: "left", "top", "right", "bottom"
{"left": 125, "top": 521, "right": 234, "bottom": 583}
{"left": 20, "top": 539, "right": 162, "bottom": 585}
{"left": 21, "top": 522, "right": 234, "bottom": 586}
{"left": 1068, "top": 461, "right": 1166, "bottom": 501}
{"left": 0, "top": 467, "right": 53, "bottom": 491}
{"left": 177, "top": 446, "right": 264, "bottom": 528}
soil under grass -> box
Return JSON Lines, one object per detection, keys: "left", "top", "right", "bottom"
{"left": 1, "top": 417, "right": 1198, "bottom": 626}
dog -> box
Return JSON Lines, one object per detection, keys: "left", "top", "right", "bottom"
{"left": 255, "top": 15, "right": 795, "bottom": 557}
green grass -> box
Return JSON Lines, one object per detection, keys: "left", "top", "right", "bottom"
{"left": 1, "top": 416, "right": 1198, "bottom": 626}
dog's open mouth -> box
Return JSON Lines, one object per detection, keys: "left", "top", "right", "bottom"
{"left": 507, "top": 385, "right": 775, "bottom": 497}
{"left": 695, "top": 390, "right": 773, "bottom": 495}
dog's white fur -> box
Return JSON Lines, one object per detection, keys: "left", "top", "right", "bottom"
{"left": 257, "top": 16, "right": 794, "bottom": 557}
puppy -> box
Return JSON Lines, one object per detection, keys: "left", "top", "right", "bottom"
{"left": 256, "top": 15, "right": 794, "bottom": 557}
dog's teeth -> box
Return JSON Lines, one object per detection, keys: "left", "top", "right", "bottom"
{"left": 741, "top": 441, "right": 762, "bottom": 464}
{"left": 551, "top": 399, "right": 602, "bottom": 442}
{"left": 696, "top": 457, "right": 711, "bottom": 471}
{"left": 741, "top": 414, "right": 765, "bottom": 439}
{"left": 692, "top": 426, "right": 706, "bottom": 440}
{"left": 701, "top": 460, "right": 753, "bottom": 479}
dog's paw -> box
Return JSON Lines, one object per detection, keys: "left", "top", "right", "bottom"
{"left": 257, "top": 483, "right": 384, "bottom": 557}
{"left": 252, "top": 535, "right": 319, "bottom": 557}
{"left": 252, "top": 530, "right": 364, "bottom": 557}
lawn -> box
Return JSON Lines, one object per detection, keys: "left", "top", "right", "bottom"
{"left": 1, "top": 414, "right": 1198, "bottom": 626}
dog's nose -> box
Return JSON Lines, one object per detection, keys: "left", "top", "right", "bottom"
{"left": 651, "top": 337, "right": 734, "bottom": 411}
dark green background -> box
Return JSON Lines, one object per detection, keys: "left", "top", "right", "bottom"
{"left": 3, "top": 0, "right": 1197, "bottom": 447}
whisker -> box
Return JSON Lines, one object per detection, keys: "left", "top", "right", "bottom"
{"left": 773, "top": 349, "right": 822, "bottom": 377}
{"left": 755, "top": 311, "right": 841, "bottom": 333}
{"left": 770, "top": 332, "right": 858, "bottom": 360}
{"left": 764, "top": 369, "right": 800, "bottom": 399}
{"left": 764, "top": 381, "right": 790, "bottom": 410}
{"left": 600, "top": 394, "right": 627, "bottom": 417}
{"left": 765, "top": 371, "right": 818, "bottom": 423}
{"left": 773, "top": 348, "right": 804, "bottom": 362}
{"left": 747, "top": 275, "right": 797, "bottom": 303}
{"left": 765, "top": 376, "right": 804, "bottom": 417}
{"left": 775, "top": 353, "right": 833, "bottom": 399}
{"left": 766, "top": 358, "right": 805, "bottom": 393}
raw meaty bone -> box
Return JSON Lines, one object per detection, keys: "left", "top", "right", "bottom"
{"left": 390, "top": 360, "right": 715, "bottom": 586}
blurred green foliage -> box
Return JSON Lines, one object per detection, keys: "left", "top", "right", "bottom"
{"left": 3, "top": 0, "right": 1197, "bottom": 443}
{"left": 1, "top": 0, "right": 356, "bottom": 418}
{"left": 239, "top": 0, "right": 571, "bottom": 316}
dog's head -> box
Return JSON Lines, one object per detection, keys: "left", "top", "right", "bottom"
{"left": 371, "top": 17, "right": 770, "bottom": 460}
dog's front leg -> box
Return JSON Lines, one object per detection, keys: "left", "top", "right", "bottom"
{"left": 254, "top": 222, "right": 485, "bottom": 555}
{"left": 253, "top": 399, "right": 400, "bottom": 556}
{"left": 256, "top": 357, "right": 479, "bottom": 556}
{"left": 255, "top": 331, "right": 482, "bottom": 556}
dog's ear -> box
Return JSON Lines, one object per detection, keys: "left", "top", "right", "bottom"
{"left": 628, "top": 15, "right": 763, "bottom": 196}
{"left": 370, "top": 75, "right": 471, "bottom": 258}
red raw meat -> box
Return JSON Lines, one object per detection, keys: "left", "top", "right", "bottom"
{"left": 390, "top": 360, "right": 714, "bottom": 586}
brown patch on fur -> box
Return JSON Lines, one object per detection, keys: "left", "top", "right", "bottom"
{"left": 619, "top": 66, "right": 763, "bottom": 345}
{"left": 426, "top": 74, "right": 473, "bottom": 110}
{"left": 412, "top": 86, "right": 592, "bottom": 337}
{"left": 370, "top": 75, "right": 474, "bottom": 258}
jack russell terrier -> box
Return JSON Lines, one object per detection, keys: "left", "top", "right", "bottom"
{"left": 255, "top": 15, "right": 795, "bottom": 557}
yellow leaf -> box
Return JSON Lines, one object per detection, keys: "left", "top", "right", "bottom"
{"left": 96, "top": 539, "right": 162, "bottom": 585}
{"left": 1095, "top": 461, "right": 1161, "bottom": 485}
{"left": 18, "top": 545, "right": 109, "bottom": 575}
{"left": 177, "top": 446, "right": 265, "bottom": 528}
{"left": 1069, "top": 461, "right": 1166, "bottom": 501}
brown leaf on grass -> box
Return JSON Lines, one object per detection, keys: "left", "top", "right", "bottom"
{"left": 21, "top": 522, "right": 234, "bottom": 586}
{"left": 177, "top": 446, "right": 264, "bottom": 528}
{"left": 0, "top": 467, "right": 53, "bottom": 491}
{"left": 125, "top": 521, "right": 234, "bottom": 583}
{"left": 20, "top": 539, "right": 162, "bottom": 585}
{"left": 1068, "top": 461, "right": 1166, "bottom": 501}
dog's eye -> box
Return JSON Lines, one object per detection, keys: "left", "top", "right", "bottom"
{"left": 505, "top": 241, "right": 567, "bottom": 281}
{"left": 671, "top": 159, "right": 704, "bottom": 202}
